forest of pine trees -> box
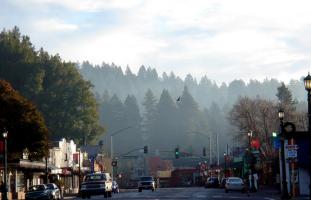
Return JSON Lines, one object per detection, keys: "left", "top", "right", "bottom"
{"left": 78, "top": 61, "right": 307, "bottom": 160}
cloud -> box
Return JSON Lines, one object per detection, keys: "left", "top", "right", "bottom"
{"left": 21, "top": 0, "right": 143, "bottom": 12}
{"left": 34, "top": 19, "right": 78, "bottom": 32}
{"left": 2, "top": 0, "right": 311, "bottom": 84}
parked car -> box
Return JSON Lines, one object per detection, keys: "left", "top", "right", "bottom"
{"left": 26, "top": 184, "right": 61, "bottom": 200}
{"left": 112, "top": 180, "right": 120, "bottom": 193}
{"left": 45, "top": 183, "right": 62, "bottom": 200}
{"left": 138, "top": 176, "right": 156, "bottom": 192}
{"left": 205, "top": 177, "right": 219, "bottom": 188}
{"left": 225, "top": 177, "right": 246, "bottom": 193}
{"left": 79, "top": 172, "right": 113, "bottom": 199}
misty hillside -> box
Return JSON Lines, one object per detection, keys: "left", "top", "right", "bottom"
{"left": 77, "top": 61, "right": 306, "bottom": 159}
{"left": 78, "top": 61, "right": 306, "bottom": 109}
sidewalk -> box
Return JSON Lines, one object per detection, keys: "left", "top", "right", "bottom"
{"left": 253, "top": 186, "right": 309, "bottom": 200}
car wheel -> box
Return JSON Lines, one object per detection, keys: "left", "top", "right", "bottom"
{"left": 81, "top": 194, "right": 86, "bottom": 199}
{"left": 138, "top": 188, "right": 142, "bottom": 192}
{"left": 87, "top": 194, "right": 91, "bottom": 199}
{"left": 225, "top": 189, "right": 228, "bottom": 193}
{"left": 108, "top": 191, "right": 112, "bottom": 197}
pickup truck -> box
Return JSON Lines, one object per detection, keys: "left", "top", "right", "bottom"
{"left": 138, "top": 176, "right": 156, "bottom": 192}
{"left": 79, "top": 173, "right": 113, "bottom": 198}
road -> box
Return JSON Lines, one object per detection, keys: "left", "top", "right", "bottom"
{"left": 66, "top": 187, "right": 280, "bottom": 200}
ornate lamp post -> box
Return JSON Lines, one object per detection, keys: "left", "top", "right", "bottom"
{"left": 303, "top": 73, "right": 311, "bottom": 200}
{"left": 2, "top": 130, "right": 8, "bottom": 200}
{"left": 223, "top": 152, "right": 227, "bottom": 177}
{"left": 278, "top": 109, "right": 290, "bottom": 199}
{"left": 110, "top": 126, "right": 132, "bottom": 178}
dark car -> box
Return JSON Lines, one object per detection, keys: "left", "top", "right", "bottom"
{"left": 205, "top": 177, "right": 220, "bottom": 188}
{"left": 79, "top": 172, "right": 113, "bottom": 199}
{"left": 25, "top": 184, "right": 54, "bottom": 200}
{"left": 138, "top": 176, "right": 156, "bottom": 192}
{"left": 112, "top": 181, "right": 119, "bottom": 193}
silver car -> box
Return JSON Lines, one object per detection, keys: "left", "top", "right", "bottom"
{"left": 225, "top": 177, "right": 246, "bottom": 193}
{"left": 45, "top": 183, "right": 61, "bottom": 200}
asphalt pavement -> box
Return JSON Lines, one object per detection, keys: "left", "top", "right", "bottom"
{"left": 64, "top": 186, "right": 289, "bottom": 200}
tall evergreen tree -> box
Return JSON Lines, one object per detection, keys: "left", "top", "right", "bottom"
{"left": 152, "top": 89, "right": 178, "bottom": 151}
{"left": 177, "top": 86, "right": 201, "bottom": 150}
{"left": 276, "top": 82, "right": 296, "bottom": 120}
{"left": 122, "top": 95, "right": 143, "bottom": 151}
{"left": 142, "top": 89, "right": 157, "bottom": 145}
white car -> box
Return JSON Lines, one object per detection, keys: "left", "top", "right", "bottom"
{"left": 225, "top": 177, "right": 246, "bottom": 193}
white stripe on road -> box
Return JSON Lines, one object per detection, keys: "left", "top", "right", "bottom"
{"left": 213, "top": 195, "right": 275, "bottom": 199}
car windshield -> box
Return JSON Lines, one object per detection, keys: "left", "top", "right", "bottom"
{"left": 85, "top": 174, "right": 105, "bottom": 181}
{"left": 140, "top": 177, "right": 153, "bottom": 181}
{"left": 28, "top": 185, "right": 46, "bottom": 191}
{"left": 45, "top": 184, "right": 56, "bottom": 189}
{"left": 228, "top": 178, "right": 243, "bottom": 183}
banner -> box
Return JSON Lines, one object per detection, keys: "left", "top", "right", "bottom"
{"left": 73, "top": 153, "right": 79, "bottom": 164}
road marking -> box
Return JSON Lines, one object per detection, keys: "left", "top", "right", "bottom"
{"left": 212, "top": 195, "right": 251, "bottom": 199}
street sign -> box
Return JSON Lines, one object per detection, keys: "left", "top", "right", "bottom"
{"left": 287, "top": 149, "right": 297, "bottom": 158}
{"left": 273, "top": 139, "right": 281, "bottom": 149}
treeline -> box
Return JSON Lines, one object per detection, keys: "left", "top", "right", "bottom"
{"left": 78, "top": 61, "right": 307, "bottom": 157}
{"left": 78, "top": 61, "right": 306, "bottom": 110}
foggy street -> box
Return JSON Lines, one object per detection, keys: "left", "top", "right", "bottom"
{"left": 2, "top": 1, "right": 311, "bottom": 200}
{"left": 68, "top": 187, "right": 280, "bottom": 200}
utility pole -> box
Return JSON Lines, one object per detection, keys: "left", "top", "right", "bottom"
{"left": 208, "top": 136, "right": 212, "bottom": 165}
{"left": 217, "top": 133, "right": 219, "bottom": 166}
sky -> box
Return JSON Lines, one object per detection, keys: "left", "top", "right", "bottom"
{"left": 1, "top": 0, "right": 311, "bottom": 84}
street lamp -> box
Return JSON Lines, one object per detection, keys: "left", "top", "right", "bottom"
{"left": 191, "top": 131, "right": 212, "bottom": 165}
{"left": 278, "top": 109, "right": 290, "bottom": 199}
{"left": 2, "top": 130, "right": 8, "bottom": 200}
{"left": 110, "top": 126, "right": 132, "bottom": 178}
{"left": 224, "top": 152, "right": 227, "bottom": 177}
{"left": 303, "top": 73, "right": 311, "bottom": 200}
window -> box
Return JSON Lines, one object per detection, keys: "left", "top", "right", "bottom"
{"left": 85, "top": 174, "right": 105, "bottom": 182}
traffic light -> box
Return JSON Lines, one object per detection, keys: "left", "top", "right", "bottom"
{"left": 175, "top": 147, "right": 179, "bottom": 159}
{"left": 144, "top": 145, "right": 148, "bottom": 154}
{"left": 203, "top": 147, "right": 206, "bottom": 157}
{"left": 112, "top": 160, "right": 117, "bottom": 167}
